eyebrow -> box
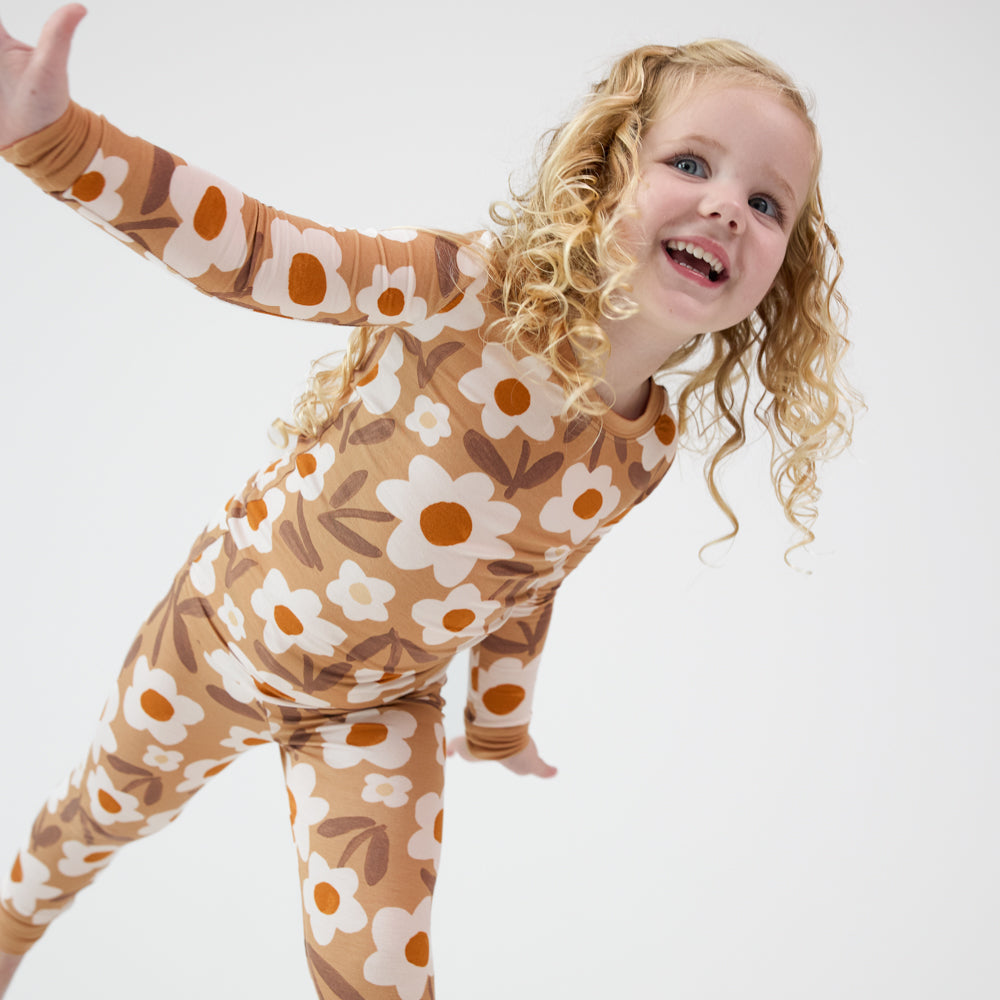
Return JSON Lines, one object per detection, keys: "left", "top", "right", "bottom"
{"left": 680, "top": 132, "right": 798, "bottom": 208}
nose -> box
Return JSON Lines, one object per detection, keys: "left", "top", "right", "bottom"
{"left": 699, "top": 186, "right": 745, "bottom": 232}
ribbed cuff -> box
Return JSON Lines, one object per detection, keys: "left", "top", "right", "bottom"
{"left": 0, "top": 901, "right": 49, "bottom": 956}
{"left": 463, "top": 721, "right": 530, "bottom": 760}
{"left": 0, "top": 101, "right": 100, "bottom": 194}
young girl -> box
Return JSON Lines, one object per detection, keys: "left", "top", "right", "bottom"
{"left": 0, "top": 5, "right": 856, "bottom": 998}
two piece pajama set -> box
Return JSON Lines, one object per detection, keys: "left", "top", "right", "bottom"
{"left": 0, "top": 103, "right": 677, "bottom": 999}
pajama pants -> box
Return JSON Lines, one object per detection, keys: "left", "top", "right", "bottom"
{"left": 0, "top": 550, "right": 447, "bottom": 1000}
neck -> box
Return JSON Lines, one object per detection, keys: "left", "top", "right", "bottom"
{"left": 598, "top": 314, "right": 694, "bottom": 420}
{"left": 595, "top": 372, "right": 652, "bottom": 420}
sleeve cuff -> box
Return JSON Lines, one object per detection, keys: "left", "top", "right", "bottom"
{"left": 1, "top": 101, "right": 101, "bottom": 193}
{"left": 463, "top": 720, "right": 530, "bottom": 760}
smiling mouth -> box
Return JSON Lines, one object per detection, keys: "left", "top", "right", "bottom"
{"left": 664, "top": 240, "right": 727, "bottom": 283}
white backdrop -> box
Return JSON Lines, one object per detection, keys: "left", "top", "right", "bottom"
{"left": 1, "top": 0, "right": 996, "bottom": 997}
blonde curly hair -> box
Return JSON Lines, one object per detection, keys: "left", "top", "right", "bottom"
{"left": 489, "top": 39, "right": 860, "bottom": 558}
{"left": 280, "top": 40, "right": 860, "bottom": 557}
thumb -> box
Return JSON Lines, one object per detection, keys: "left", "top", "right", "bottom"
{"left": 34, "top": 4, "right": 87, "bottom": 72}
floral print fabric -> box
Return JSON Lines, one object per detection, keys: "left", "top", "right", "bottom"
{"left": 0, "top": 104, "right": 680, "bottom": 995}
{"left": 0, "top": 101, "right": 678, "bottom": 758}
{"left": 1, "top": 569, "right": 446, "bottom": 1000}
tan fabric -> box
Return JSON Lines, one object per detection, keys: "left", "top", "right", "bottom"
{"left": 0, "top": 557, "right": 449, "bottom": 999}
{"left": 1, "top": 102, "right": 679, "bottom": 758}
{"left": 0, "top": 105, "right": 679, "bottom": 989}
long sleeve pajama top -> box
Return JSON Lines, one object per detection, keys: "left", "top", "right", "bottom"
{"left": 2, "top": 103, "right": 679, "bottom": 759}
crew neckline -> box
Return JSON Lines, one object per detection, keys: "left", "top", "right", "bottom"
{"left": 590, "top": 379, "right": 670, "bottom": 439}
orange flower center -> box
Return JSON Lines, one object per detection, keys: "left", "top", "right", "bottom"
{"left": 572, "top": 488, "right": 603, "bottom": 520}
{"left": 420, "top": 502, "right": 473, "bottom": 547}
{"left": 193, "top": 185, "right": 227, "bottom": 240}
{"left": 493, "top": 378, "right": 531, "bottom": 416}
{"left": 288, "top": 252, "right": 327, "bottom": 306}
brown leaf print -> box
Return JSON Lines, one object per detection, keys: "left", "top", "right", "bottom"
{"left": 140, "top": 145, "right": 176, "bottom": 215}
{"left": 140, "top": 778, "right": 163, "bottom": 807}
{"left": 487, "top": 560, "right": 534, "bottom": 578}
{"left": 150, "top": 573, "right": 188, "bottom": 667}
{"left": 464, "top": 430, "right": 512, "bottom": 486}
{"left": 363, "top": 827, "right": 390, "bottom": 886}
{"left": 172, "top": 611, "right": 198, "bottom": 674}
{"left": 401, "top": 330, "right": 422, "bottom": 357}
{"left": 563, "top": 413, "right": 590, "bottom": 444}
{"left": 206, "top": 684, "right": 267, "bottom": 721}
{"left": 223, "top": 229, "right": 263, "bottom": 294}
{"left": 278, "top": 494, "right": 323, "bottom": 570}
{"left": 296, "top": 494, "right": 323, "bottom": 566}
{"left": 317, "top": 816, "right": 375, "bottom": 838}
{"left": 252, "top": 640, "right": 306, "bottom": 688}
{"left": 506, "top": 441, "right": 564, "bottom": 498}
{"left": 434, "top": 236, "right": 461, "bottom": 297}
{"left": 397, "top": 636, "right": 440, "bottom": 666}
{"left": 347, "top": 630, "right": 396, "bottom": 667}
{"left": 338, "top": 826, "right": 390, "bottom": 887}
{"left": 348, "top": 628, "right": 437, "bottom": 670}
{"left": 628, "top": 461, "right": 652, "bottom": 492}
{"left": 417, "top": 340, "right": 463, "bottom": 388}
{"left": 278, "top": 520, "right": 312, "bottom": 568}
{"left": 74, "top": 809, "right": 132, "bottom": 846}
{"left": 105, "top": 755, "right": 152, "bottom": 778}
{"left": 176, "top": 596, "right": 215, "bottom": 619}
{"left": 306, "top": 946, "right": 368, "bottom": 1000}
{"left": 119, "top": 217, "right": 180, "bottom": 233}
{"left": 587, "top": 426, "right": 606, "bottom": 472}
{"left": 309, "top": 661, "right": 352, "bottom": 692}
{"left": 317, "top": 513, "right": 383, "bottom": 559}
{"left": 485, "top": 559, "right": 537, "bottom": 607}
{"left": 223, "top": 532, "right": 258, "bottom": 588}
{"left": 328, "top": 469, "right": 368, "bottom": 508}
{"left": 334, "top": 399, "right": 363, "bottom": 454}
{"left": 30, "top": 817, "right": 62, "bottom": 850}
{"left": 114, "top": 220, "right": 178, "bottom": 255}
{"left": 481, "top": 603, "right": 553, "bottom": 657}
{"left": 348, "top": 417, "right": 395, "bottom": 446}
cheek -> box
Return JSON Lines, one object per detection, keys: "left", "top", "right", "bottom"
{"left": 755, "top": 238, "right": 792, "bottom": 296}
{"left": 615, "top": 198, "right": 650, "bottom": 252}
{"left": 623, "top": 177, "right": 669, "bottom": 246}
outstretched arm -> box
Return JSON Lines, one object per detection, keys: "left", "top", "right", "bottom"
{"left": 0, "top": 4, "right": 87, "bottom": 149}
{"left": 1, "top": 7, "right": 476, "bottom": 329}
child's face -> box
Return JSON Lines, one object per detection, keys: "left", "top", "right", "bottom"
{"left": 620, "top": 83, "right": 815, "bottom": 350}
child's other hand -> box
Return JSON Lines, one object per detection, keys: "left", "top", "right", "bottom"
{"left": 447, "top": 736, "right": 558, "bottom": 778}
{"left": 0, "top": 4, "right": 87, "bottom": 149}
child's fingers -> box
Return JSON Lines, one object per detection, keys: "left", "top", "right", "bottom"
{"left": 496, "top": 739, "right": 557, "bottom": 778}
{"left": 520, "top": 754, "right": 558, "bottom": 779}
{"left": 447, "top": 736, "right": 556, "bottom": 776}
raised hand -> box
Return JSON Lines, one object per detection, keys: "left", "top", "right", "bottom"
{"left": 0, "top": 4, "right": 87, "bottom": 148}
{"left": 448, "top": 735, "right": 558, "bottom": 778}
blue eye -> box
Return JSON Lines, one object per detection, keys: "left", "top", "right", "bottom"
{"left": 670, "top": 154, "right": 707, "bottom": 177}
{"left": 749, "top": 194, "right": 784, "bottom": 223}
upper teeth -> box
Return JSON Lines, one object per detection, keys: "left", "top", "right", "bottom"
{"left": 666, "top": 240, "right": 724, "bottom": 274}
